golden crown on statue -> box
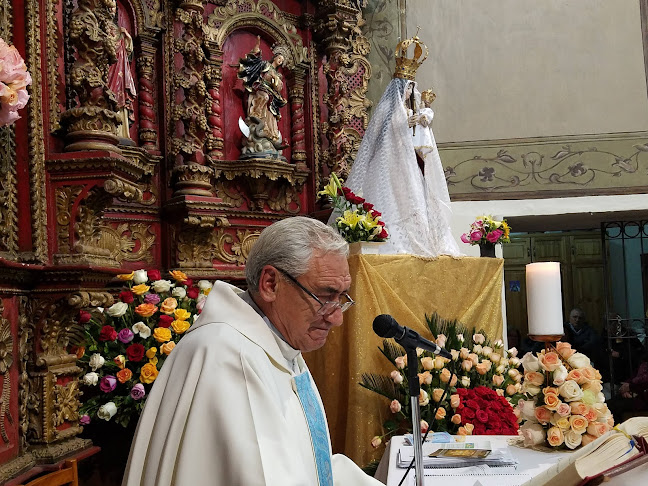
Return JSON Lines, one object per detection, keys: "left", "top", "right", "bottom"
{"left": 393, "top": 27, "right": 429, "bottom": 81}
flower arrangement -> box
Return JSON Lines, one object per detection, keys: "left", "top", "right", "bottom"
{"left": 361, "top": 313, "right": 523, "bottom": 449}
{"left": 318, "top": 173, "right": 388, "bottom": 243}
{"left": 460, "top": 215, "right": 510, "bottom": 246}
{"left": 77, "top": 269, "right": 212, "bottom": 427}
{"left": 0, "top": 37, "right": 32, "bottom": 126}
{"left": 515, "top": 342, "right": 614, "bottom": 450}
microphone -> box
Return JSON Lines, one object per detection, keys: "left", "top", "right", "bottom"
{"left": 373, "top": 314, "right": 453, "bottom": 359}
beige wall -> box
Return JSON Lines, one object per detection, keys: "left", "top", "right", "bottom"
{"left": 407, "top": 0, "right": 648, "bottom": 142}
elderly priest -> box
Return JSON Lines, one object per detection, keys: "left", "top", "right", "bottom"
{"left": 122, "top": 216, "right": 383, "bottom": 486}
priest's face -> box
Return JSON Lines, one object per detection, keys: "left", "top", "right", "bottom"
{"left": 273, "top": 250, "right": 351, "bottom": 352}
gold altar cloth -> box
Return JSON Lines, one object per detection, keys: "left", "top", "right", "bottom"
{"left": 305, "top": 254, "right": 504, "bottom": 467}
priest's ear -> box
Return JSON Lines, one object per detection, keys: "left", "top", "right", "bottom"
{"left": 256, "top": 265, "right": 280, "bottom": 303}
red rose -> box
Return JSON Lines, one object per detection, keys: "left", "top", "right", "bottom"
{"left": 119, "top": 290, "right": 134, "bottom": 304}
{"left": 158, "top": 315, "right": 173, "bottom": 328}
{"left": 370, "top": 210, "right": 382, "bottom": 218}
{"left": 476, "top": 410, "right": 489, "bottom": 423}
{"left": 462, "top": 408, "right": 475, "bottom": 420}
{"left": 186, "top": 287, "right": 199, "bottom": 299}
{"left": 126, "top": 343, "right": 146, "bottom": 362}
{"left": 99, "top": 325, "right": 118, "bottom": 341}
{"left": 78, "top": 310, "right": 91, "bottom": 324}
{"left": 363, "top": 202, "right": 374, "bottom": 211}
{"left": 184, "top": 278, "right": 193, "bottom": 287}
{"left": 148, "top": 269, "right": 161, "bottom": 281}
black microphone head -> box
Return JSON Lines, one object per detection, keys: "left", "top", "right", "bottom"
{"left": 373, "top": 314, "right": 399, "bottom": 338}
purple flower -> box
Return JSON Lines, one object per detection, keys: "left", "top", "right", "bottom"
{"left": 79, "top": 414, "right": 91, "bottom": 425}
{"left": 117, "top": 328, "right": 134, "bottom": 344}
{"left": 130, "top": 383, "right": 146, "bottom": 400}
{"left": 144, "top": 293, "right": 161, "bottom": 305}
{"left": 99, "top": 375, "right": 117, "bottom": 393}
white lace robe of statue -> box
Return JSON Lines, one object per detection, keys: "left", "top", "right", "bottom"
{"left": 342, "top": 77, "right": 462, "bottom": 257}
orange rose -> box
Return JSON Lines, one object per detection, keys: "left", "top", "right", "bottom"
{"left": 161, "top": 341, "right": 176, "bottom": 355}
{"left": 462, "top": 360, "right": 473, "bottom": 372}
{"left": 464, "top": 423, "right": 474, "bottom": 434}
{"left": 418, "top": 371, "right": 432, "bottom": 385}
{"left": 492, "top": 374, "right": 505, "bottom": 387}
{"left": 556, "top": 342, "right": 576, "bottom": 359}
{"left": 153, "top": 327, "right": 172, "bottom": 343}
{"left": 581, "top": 433, "right": 598, "bottom": 446}
{"left": 468, "top": 353, "right": 479, "bottom": 365}
{"left": 535, "top": 406, "right": 552, "bottom": 424}
{"left": 584, "top": 407, "right": 598, "bottom": 423}
{"left": 435, "top": 408, "right": 446, "bottom": 420}
{"left": 581, "top": 366, "right": 599, "bottom": 381}
{"left": 539, "top": 352, "right": 561, "bottom": 372}
{"left": 420, "top": 357, "right": 434, "bottom": 370}
{"left": 171, "top": 319, "right": 190, "bottom": 334}
{"left": 457, "top": 426, "right": 468, "bottom": 435}
{"left": 450, "top": 394, "right": 460, "bottom": 409}
{"left": 567, "top": 369, "right": 586, "bottom": 385}
{"left": 451, "top": 414, "right": 462, "bottom": 425}
{"left": 569, "top": 414, "right": 588, "bottom": 434}
{"left": 131, "top": 284, "right": 150, "bottom": 296}
{"left": 587, "top": 422, "right": 610, "bottom": 437}
{"left": 135, "top": 303, "right": 157, "bottom": 318}
{"left": 170, "top": 270, "right": 188, "bottom": 282}
{"left": 570, "top": 401, "right": 588, "bottom": 416}
{"left": 432, "top": 388, "right": 444, "bottom": 403}
{"left": 475, "top": 362, "right": 489, "bottom": 375}
{"left": 547, "top": 426, "right": 564, "bottom": 447}
{"left": 543, "top": 386, "right": 559, "bottom": 396}
{"left": 524, "top": 371, "right": 544, "bottom": 386}
{"left": 439, "top": 368, "right": 452, "bottom": 383}
{"left": 506, "top": 384, "right": 517, "bottom": 396}
{"left": 450, "top": 374, "right": 458, "bottom": 387}
{"left": 160, "top": 297, "right": 178, "bottom": 315}
{"left": 544, "top": 393, "right": 561, "bottom": 410}
{"left": 116, "top": 368, "right": 133, "bottom": 383}
{"left": 117, "top": 272, "right": 134, "bottom": 281}
{"left": 140, "top": 362, "right": 159, "bottom": 384}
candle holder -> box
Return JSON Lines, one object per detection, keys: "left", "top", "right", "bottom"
{"left": 529, "top": 333, "right": 564, "bottom": 353}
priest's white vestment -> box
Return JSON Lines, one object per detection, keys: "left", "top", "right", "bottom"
{"left": 122, "top": 281, "right": 383, "bottom": 486}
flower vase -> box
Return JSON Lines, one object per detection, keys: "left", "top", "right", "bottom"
{"left": 479, "top": 242, "right": 496, "bottom": 258}
{"left": 348, "top": 241, "right": 386, "bottom": 255}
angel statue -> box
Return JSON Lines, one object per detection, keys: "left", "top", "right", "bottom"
{"left": 237, "top": 36, "right": 289, "bottom": 160}
{"left": 339, "top": 33, "right": 463, "bottom": 258}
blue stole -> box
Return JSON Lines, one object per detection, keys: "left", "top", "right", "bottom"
{"left": 293, "top": 371, "right": 333, "bottom": 486}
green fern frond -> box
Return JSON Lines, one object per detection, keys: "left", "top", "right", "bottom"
{"left": 379, "top": 339, "right": 405, "bottom": 363}
{"left": 359, "top": 372, "right": 399, "bottom": 400}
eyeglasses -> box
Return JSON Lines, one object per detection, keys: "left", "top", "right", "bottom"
{"left": 275, "top": 267, "right": 355, "bottom": 316}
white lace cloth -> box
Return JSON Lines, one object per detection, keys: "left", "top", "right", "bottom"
{"left": 339, "top": 78, "right": 463, "bottom": 258}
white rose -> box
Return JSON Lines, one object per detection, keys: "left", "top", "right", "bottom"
{"left": 564, "top": 429, "right": 583, "bottom": 450}
{"left": 553, "top": 365, "right": 568, "bottom": 386}
{"left": 82, "top": 372, "right": 99, "bottom": 386}
{"left": 89, "top": 353, "right": 105, "bottom": 371}
{"left": 473, "top": 344, "right": 483, "bottom": 355}
{"left": 97, "top": 307, "right": 104, "bottom": 314}
{"left": 520, "top": 421, "right": 545, "bottom": 446}
{"left": 473, "top": 333, "right": 485, "bottom": 344}
{"left": 460, "top": 376, "right": 470, "bottom": 387}
{"left": 567, "top": 352, "right": 591, "bottom": 369}
{"left": 97, "top": 402, "right": 118, "bottom": 421}
{"left": 132, "top": 321, "right": 151, "bottom": 338}
{"left": 495, "top": 364, "right": 506, "bottom": 374}
{"left": 522, "top": 382, "right": 541, "bottom": 396}
{"left": 390, "top": 370, "right": 403, "bottom": 384}
{"left": 520, "top": 352, "right": 540, "bottom": 372}
{"left": 106, "top": 301, "right": 129, "bottom": 317}
{"left": 197, "top": 280, "right": 213, "bottom": 291}
{"left": 559, "top": 380, "right": 584, "bottom": 402}
{"left": 482, "top": 346, "right": 493, "bottom": 356}
{"left": 494, "top": 339, "right": 504, "bottom": 348}
{"left": 151, "top": 279, "right": 172, "bottom": 293}
{"left": 518, "top": 399, "right": 538, "bottom": 422}
{"left": 509, "top": 357, "right": 520, "bottom": 367}
{"left": 457, "top": 333, "right": 464, "bottom": 342}
{"left": 508, "top": 347, "right": 518, "bottom": 357}
{"left": 133, "top": 269, "right": 148, "bottom": 284}
{"left": 172, "top": 287, "right": 187, "bottom": 299}
{"left": 490, "top": 353, "right": 501, "bottom": 364}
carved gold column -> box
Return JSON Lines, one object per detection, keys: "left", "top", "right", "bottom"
{"left": 138, "top": 31, "right": 161, "bottom": 152}
{"left": 204, "top": 41, "right": 224, "bottom": 161}
{"left": 314, "top": 0, "right": 372, "bottom": 177}
{"left": 60, "top": 0, "right": 122, "bottom": 153}
{"left": 170, "top": 0, "right": 214, "bottom": 197}
{"left": 288, "top": 66, "right": 307, "bottom": 170}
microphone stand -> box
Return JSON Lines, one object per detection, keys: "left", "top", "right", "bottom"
{"left": 406, "top": 346, "right": 424, "bottom": 486}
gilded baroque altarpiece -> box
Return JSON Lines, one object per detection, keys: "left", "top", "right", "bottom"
{"left": 0, "top": 0, "right": 372, "bottom": 480}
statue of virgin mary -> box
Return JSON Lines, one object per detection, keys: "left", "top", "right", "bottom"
{"left": 341, "top": 35, "right": 462, "bottom": 258}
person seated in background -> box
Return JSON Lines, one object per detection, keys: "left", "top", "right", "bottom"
{"left": 607, "top": 349, "right": 648, "bottom": 421}
{"left": 563, "top": 307, "right": 603, "bottom": 366}
{"left": 600, "top": 313, "right": 644, "bottom": 384}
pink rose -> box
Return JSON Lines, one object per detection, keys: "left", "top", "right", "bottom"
{"left": 79, "top": 414, "right": 91, "bottom": 425}
{"left": 470, "top": 230, "right": 483, "bottom": 242}
{"left": 117, "top": 328, "right": 134, "bottom": 344}
{"left": 486, "top": 229, "right": 503, "bottom": 243}
{"left": 371, "top": 436, "right": 382, "bottom": 448}
{"left": 390, "top": 399, "right": 402, "bottom": 413}
{"left": 130, "top": 383, "right": 146, "bottom": 400}
{"left": 520, "top": 422, "right": 546, "bottom": 447}
{"left": 586, "top": 422, "right": 610, "bottom": 437}
{"left": 99, "top": 375, "right": 117, "bottom": 393}
{"left": 395, "top": 356, "right": 407, "bottom": 369}
{"left": 390, "top": 370, "right": 403, "bottom": 384}
{"left": 535, "top": 406, "right": 552, "bottom": 424}
{"left": 538, "top": 352, "right": 561, "bottom": 372}
{"left": 460, "top": 233, "right": 471, "bottom": 244}
{"left": 420, "top": 420, "right": 429, "bottom": 434}
{"left": 556, "top": 402, "right": 571, "bottom": 417}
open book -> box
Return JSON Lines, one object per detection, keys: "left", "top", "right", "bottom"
{"left": 522, "top": 416, "right": 648, "bottom": 486}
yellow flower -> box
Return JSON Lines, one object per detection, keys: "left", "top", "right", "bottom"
{"left": 149, "top": 357, "right": 158, "bottom": 366}
{"left": 172, "top": 319, "right": 191, "bottom": 334}
{"left": 174, "top": 308, "right": 191, "bottom": 321}
{"left": 131, "top": 284, "right": 150, "bottom": 295}
{"left": 502, "top": 221, "right": 510, "bottom": 238}
{"left": 169, "top": 270, "right": 188, "bottom": 282}
{"left": 160, "top": 297, "right": 178, "bottom": 315}
{"left": 153, "top": 327, "right": 172, "bottom": 343}
{"left": 117, "top": 272, "right": 134, "bottom": 281}
{"left": 317, "top": 173, "right": 342, "bottom": 199}
{"left": 161, "top": 341, "right": 176, "bottom": 355}
{"left": 204, "top": 288, "right": 211, "bottom": 296}
{"left": 140, "top": 363, "right": 159, "bottom": 384}
{"left": 146, "top": 347, "right": 157, "bottom": 359}
{"left": 338, "top": 210, "right": 362, "bottom": 229}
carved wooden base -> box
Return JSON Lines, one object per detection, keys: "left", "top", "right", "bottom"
{"left": 0, "top": 453, "right": 36, "bottom": 484}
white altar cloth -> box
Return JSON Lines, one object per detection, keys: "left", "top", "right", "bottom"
{"left": 376, "top": 435, "right": 566, "bottom": 486}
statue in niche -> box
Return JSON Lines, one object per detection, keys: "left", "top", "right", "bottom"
{"left": 237, "top": 36, "right": 289, "bottom": 161}
{"left": 107, "top": 0, "right": 137, "bottom": 144}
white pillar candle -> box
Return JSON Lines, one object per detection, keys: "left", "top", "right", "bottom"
{"left": 526, "top": 262, "right": 564, "bottom": 336}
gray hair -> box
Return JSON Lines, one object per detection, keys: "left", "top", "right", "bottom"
{"left": 246, "top": 216, "right": 348, "bottom": 292}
